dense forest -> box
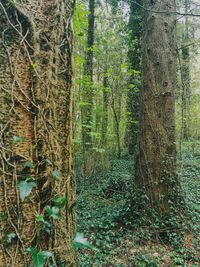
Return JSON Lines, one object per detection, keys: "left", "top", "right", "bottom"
{"left": 0, "top": 0, "right": 200, "bottom": 266}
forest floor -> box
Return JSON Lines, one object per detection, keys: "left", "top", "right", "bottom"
{"left": 76, "top": 143, "right": 200, "bottom": 267}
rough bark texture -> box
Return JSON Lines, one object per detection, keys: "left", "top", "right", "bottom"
{"left": 135, "top": 0, "right": 181, "bottom": 217}
{"left": 125, "top": 0, "right": 142, "bottom": 155}
{"left": 0, "top": 0, "right": 76, "bottom": 266}
{"left": 81, "top": 0, "right": 95, "bottom": 151}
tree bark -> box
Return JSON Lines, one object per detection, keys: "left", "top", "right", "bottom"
{"left": 135, "top": 0, "right": 182, "bottom": 218}
{"left": 182, "top": 0, "right": 190, "bottom": 140}
{"left": 0, "top": 1, "right": 76, "bottom": 266}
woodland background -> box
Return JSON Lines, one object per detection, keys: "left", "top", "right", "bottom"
{"left": 0, "top": 0, "right": 199, "bottom": 266}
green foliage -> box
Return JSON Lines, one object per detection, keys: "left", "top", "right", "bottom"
{"left": 53, "top": 196, "right": 67, "bottom": 208}
{"left": 45, "top": 206, "right": 61, "bottom": 220}
{"left": 131, "top": 254, "right": 161, "bottom": 267}
{"left": 5, "top": 232, "right": 16, "bottom": 244}
{"left": 51, "top": 170, "right": 61, "bottom": 180}
{"left": 76, "top": 154, "right": 200, "bottom": 266}
{"left": 73, "top": 232, "right": 98, "bottom": 251}
{"left": 24, "top": 161, "right": 34, "bottom": 168}
{"left": 26, "top": 247, "right": 52, "bottom": 267}
{"left": 18, "top": 181, "right": 36, "bottom": 201}
{"left": 35, "top": 214, "right": 45, "bottom": 223}
{"left": 13, "top": 135, "right": 25, "bottom": 144}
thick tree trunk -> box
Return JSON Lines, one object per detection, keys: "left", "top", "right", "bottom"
{"left": 125, "top": 0, "right": 142, "bottom": 155}
{"left": 0, "top": 1, "right": 76, "bottom": 266}
{"left": 135, "top": 0, "right": 181, "bottom": 218}
{"left": 81, "top": 0, "right": 95, "bottom": 151}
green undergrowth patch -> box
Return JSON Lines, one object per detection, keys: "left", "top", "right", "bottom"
{"left": 76, "top": 147, "right": 200, "bottom": 266}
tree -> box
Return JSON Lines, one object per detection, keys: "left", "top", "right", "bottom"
{"left": 182, "top": 0, "right": 191, "bottom": 140}
{"left": 101, "top": 71, "right": 109, "bottom": 147}
{"left": 135, "top": 0, "right": 182, "bottom": 219}
{"left": 125, "top": 0, "right": 142, "bottom": 155}
{"left": 0, "top": 1, "right": 76, "bottom": 266}
{"left": 81, "top": 0, "right": 95, "bottom": 152}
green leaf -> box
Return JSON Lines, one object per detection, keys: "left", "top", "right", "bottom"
{"left": 53, "top": 196, "right": 67, "bottom": 208}
{"left": 18, "top": 181, "right": 36, "bottom": 201}
{"left": 35, "top": 214, "right": 45, "bottom": 223}
{"left": 31, "top": 63, "right": 38, "bottom": 69}
{"left": 73, "top": 232, "right": 98, "bottom": 251}
{"left": 0, "top": 212, "right": 7, "bottom": 221}
{"left": 79, "top": 101, "right": 89, "bottom": 107}
{"left": 26, "top": 247, "right": 53, "bottom": 267}
{"left": 13, "top": 135, "right": 25, "bottom": 144}
{"left": 6, "top": 232, "right": 16, "bottom": 243}
{"left": 46, "top": 206, "right": 61, "bottom": 220}
{"left": 24, "top": 161, "right": 34, "bottom": 168}
{"left": 51, "top": 170, "right": 61, "bottom": 180}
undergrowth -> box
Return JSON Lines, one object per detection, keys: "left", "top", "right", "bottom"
{"left": 75, "top": 143, "right": 200, "bottom": 266}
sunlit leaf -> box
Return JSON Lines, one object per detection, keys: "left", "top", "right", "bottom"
{"left": 73, "top": 232, "right": 98, "bottom": 251}
{"left": 18, "top": 181, "right": 36, "bottom": 201}
{"left": 46, "top": 206, "right": 61, "bottom": 220}
{"left": 26, "top": 247, "right": 53, "bottom": 267}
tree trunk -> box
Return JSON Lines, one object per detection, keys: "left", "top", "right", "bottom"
{"left": 111, "top": 90, "right": 121, "bottom": 159}
{"left": 101, "top": 70, "right": 109, "bottom": 147}
{"left": 182, "top": 0, "right": 190, "bottom": 140}
{"left": 81, "top": 0, "right": 95, "bottom": 151}
{"left": 135, "top": 0, "right": 181, "bottom": 218}
{"left": 0, "top": 1, "right": 76, "bottom": 266}
{"left": 125, "top": 0, "right": 142, "bottom": 155}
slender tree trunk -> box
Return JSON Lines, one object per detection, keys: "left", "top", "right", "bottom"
{"left": 182, "top": 0, "right": 190, "bottom": 140}
{"left": 101, "top": 70, "right": 109, "bottom": 147}
{"left": 81, "top": 0, "right": 95, "bottom": 151}
{"left": 135, "top": 0, "right": 181, "bottom": 218}
{"left": 125, "top": 0, "right": 142, "bottom": 155}
{"left": 111, "top": 90, "right": 121, "bottom": 159}
{"left": 0, "top": 1, "right": 76, "bottom": 266}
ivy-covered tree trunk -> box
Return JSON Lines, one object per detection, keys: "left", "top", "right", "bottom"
{"left": 0, "top": 1, "right": 76, "bottom": 266}
{"left": 125, "top": 0, "right": 142, "bottom": 155}
{"left": 135, "top": 0, "right": 182, "bottom": 218}
{"left": 182, "top": 0, "right": 190, "bottom": 140}
{"left": 81, "top": 0, "right": 95, "bottom": 151}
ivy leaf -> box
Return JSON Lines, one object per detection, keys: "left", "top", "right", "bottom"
{"left": 51, "top": 170, "right": 61, "bottom": 180}
{"left": 46, "top": 206, "right": 61, "bottom": 220}
{"left": 53, "top": 196, "right": 67, "bottom": 208}
{"left": 13, "top": 135, "right": 25, "bottom": 144}
{"left": 35, "top": 214, "right": 45, "bottom": 223}
{"left": 18, "top": 181, "right": 36, "bottom": 201}
{"left": 24, "top": 161, "right": 34, "bottom": 168}
{"left": 26, "top": 247, "right": 53, "bottom": 267}
{"left": 73, "top": 232, "right": 98, "bottom": 251}
{"left": 6, "top": 232, "right": 16, "bottom": 243}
